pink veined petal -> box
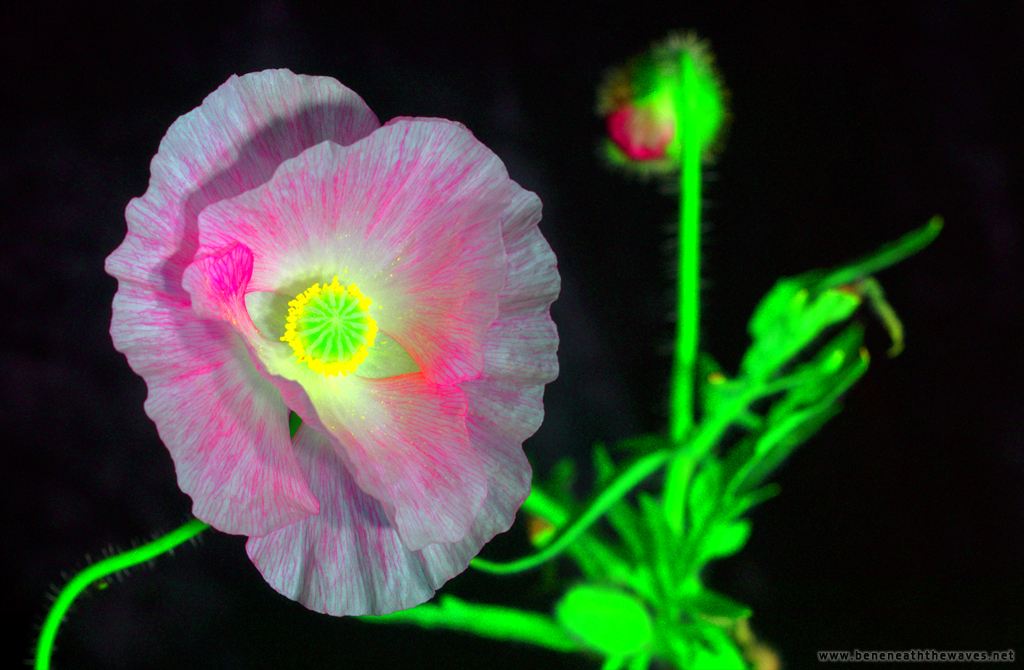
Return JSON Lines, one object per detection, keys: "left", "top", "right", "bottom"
{"left": 306, "top": 373, "right": 488, "bottom": 551}
{"left": 107, "top": 70, "right": 380, "bottom": 294}
{"left": 397, "top": 194, "right": 559, "bottom": 614}
{"left": 108, "top": 68, "right": 562, "bottom": 618}
{"left": 111, "top": 281, "right": 319, "bottom": 536}
{"left": 183, "top": 243, "right": 256, "bottom": 326}
{"left": 194, "top": 119, "right": 516, "bottom": 385}
{"left": 106, "top": 71, "right": 376, "bottom": 535}
{"left": 457, "top": 183, "right": 561, "bottom": 543}
{"left": 247, "top": 426, "right": 499, "bottom": 616}
{"left": 181, "top": 240, "right": 339, "bottom": 441}
{"left": 181, "top": 240, "right": 489, "bottom": 553}
{"left": 421, "top": 394, "right": 536, "bottom": 569}
{"left": 482, "top": 185, "right": 560, "bottom": 385}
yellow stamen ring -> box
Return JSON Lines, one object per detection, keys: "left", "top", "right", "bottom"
{"left": 280, "top": 276, "right": 378, "bottom": 376}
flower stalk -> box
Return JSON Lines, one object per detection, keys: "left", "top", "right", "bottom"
{"left": 35, "top": 519, "right": 209, "bottom": 670}
{"left": 664, "top": 49, "right": 710, "bottom": 538}
{"left": 669, "top": 50, "right": 702, "bottom": 447}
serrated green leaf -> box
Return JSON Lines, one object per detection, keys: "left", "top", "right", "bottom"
{"left": 742, "top": 281, "right": 861, "bottom": 379}
{"left": 740, "top": 218, "right": 941, "bottom": 382}
{"left": 765, "top": 323, "right": 865, "bottom": 420}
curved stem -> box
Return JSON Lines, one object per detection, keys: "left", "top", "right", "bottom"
{"left": 472, "top": 450, "right": 672, "bottom": 575}
{"left": 363, "top": 595, "right": 579, "bottom": 653}
{"left": 35, "top": 518, "right": 210, "bottom": 670}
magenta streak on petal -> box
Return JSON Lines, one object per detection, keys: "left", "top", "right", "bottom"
{"left": 181, "top": 241, "right": 334, "bottom": 440}
{"left": 183, "top": 243, "right": 255, "bottom": 325}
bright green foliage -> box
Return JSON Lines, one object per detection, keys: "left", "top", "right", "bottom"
{"left": 471, "top": 449, "right": 671, "bottom": 576}
{"left": 362, "top": 31, "right": 940, "bottom": 664}
{"left": 741, "top": 283, "right": 861, "bottom": 380}
{"left": 555, "top": 585, "right": 654, "bottom": 655}
{"left": 740, "top": 217, "right": 941, "bottom": 381}
{"left": 366, "top": 220, "right": 938, "bottom": 669}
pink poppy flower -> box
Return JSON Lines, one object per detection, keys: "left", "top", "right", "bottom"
{"left": 106, "top": 70, "right": 559, "bottom": 615}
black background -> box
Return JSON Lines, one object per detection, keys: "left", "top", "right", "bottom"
{"left": 5, "top": 2, "right": 1022, "bottom": 668}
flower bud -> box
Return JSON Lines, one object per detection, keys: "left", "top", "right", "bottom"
{"left": 598, "top": 32, "right": 727, "bottom": 174}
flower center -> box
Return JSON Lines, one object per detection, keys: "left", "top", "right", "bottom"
{"left": 280, "top": 276, "right": 378, "bottom": 376}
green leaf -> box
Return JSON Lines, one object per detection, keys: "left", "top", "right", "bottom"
{"left": 688, "top": 460, "right": 723, "bottom": 531}
{"left": 699, "top": 520, "right": 751, "bottom": 562}
{"left": 817, "top": 216, "right": 942, "bottom": 289}
{"left": 728, "top": 483, "right": 781, "bottom": 518}
{"left": 691, "top": 625, "right": 749, "bottom": 670}
{"left": 638, "top": 491, "right": 676, "bottom": 590}
{"left": 605, "top": 494, "right": 647, "bottom": 565}
{"left": 555, "top": 585, "right": 654, "bottom": 656}
{"left": 568, "top": 537, "right": 617, "bottom": 582}
{"left": 698, "top": 351, "right": 724, "bottom": 380}
{"left": 729, "top": 329, "right": 871, "bottom": 495}
{"left": 701, "top": 374, "right": 752, "bottom": 428}
{"left": 614, "top": 433, "right": 670, "bottom": 456}
{"left": 521, "top": 485, "right": 570, "bottom": 527}
{"left": 686, "top": 588, "right": 753, "bottom": 620}
{"left": 742, "top": 280, "right": 861, "bottom": 379}
{"left": 473, "top": 449, "right": 672, "bottom": 576}
{"left": 593, "top": 442, "right": 617, "bottom": 487}
{"left": 740, "top": 218, "right": 941, "bottom": 381}
{"left": 719, "top": 435, "right": 756, "bottom": 492}
{"left": 739, "top": 403, "right": 841, "bottom": 493}
{"left": 288, "top": 411, "right": 302, "bottom": 438}
{"left": 765, "top": 324, "right": 865, "bottom": 420}
{"left": 549, "top": 457, "right": 577, "bottom": 504}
